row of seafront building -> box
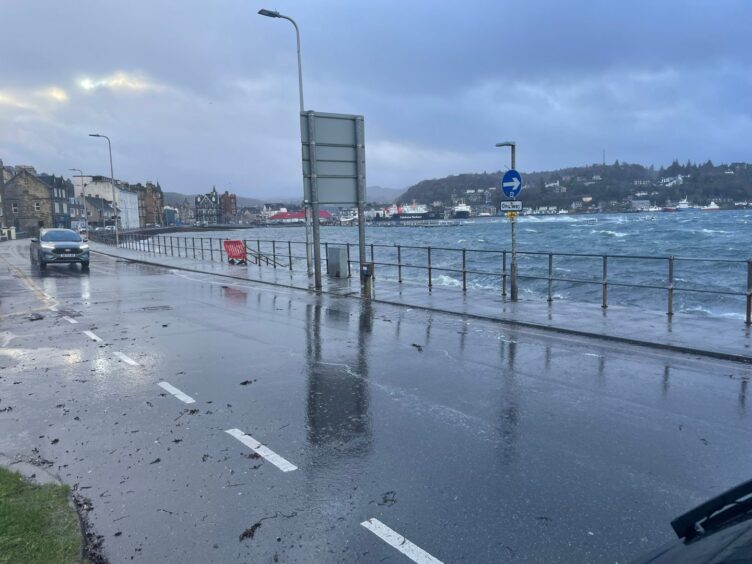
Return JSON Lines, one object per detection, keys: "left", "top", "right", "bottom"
{"left": 0, "top": 158, "right": 164, "bottom": 237}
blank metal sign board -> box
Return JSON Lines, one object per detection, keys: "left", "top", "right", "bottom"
{"left": 301, "top": 111, "right": 365, "bottom": 205}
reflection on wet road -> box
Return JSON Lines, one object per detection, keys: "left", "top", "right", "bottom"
{"left": 0, "top": 240, "right": 750, "bottom": 563}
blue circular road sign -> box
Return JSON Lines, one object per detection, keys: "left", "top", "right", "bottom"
{"left": 501, "top": 169, "right": 522, "bottom": 198}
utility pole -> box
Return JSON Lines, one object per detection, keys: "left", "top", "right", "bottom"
{"left": 496, "top": 141, "right": 518, "bottom": 301}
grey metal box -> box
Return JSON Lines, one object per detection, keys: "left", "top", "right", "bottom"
{"left": 327, "top": 246, "right": 349, "bottom": 278}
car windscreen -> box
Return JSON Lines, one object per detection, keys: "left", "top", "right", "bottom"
{"left": 41, "top": 231, "right": 82, "bottom": 242}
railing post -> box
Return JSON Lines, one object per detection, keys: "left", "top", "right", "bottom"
{"left": 210, "top": 238, "right": 214, "bottom": 261}
{"left": 602, "top": 256, "right": 608, "bottom": 309}
{"left": 272, "top": 240, "right": 277, "bottom": 268}
{"left": 427, "top": 246, "right": 432, "bottom": 290}
{"left": 667, "top": 256, "right": 674, "bottom": 317}
{"left": 257, "top": 240, "right": 261, "bottom": 268}
{"left": 170, "top": 236, "right": 174, "bottom": 256}
{"left": 220, "top": 239, "right": 224, "bottom": 263}
{"left": 397, "top": 245, "right": 402, "bottom": 283}
{"left": 346, "top": 243, "right": 352, "bottom": 277}
{"left": 547, "top": 253, "right": 553, "bottom": 303}
{"left": 201, "top": 238, "right": 205, "bottom": 260}
{"left": 192, "top": 237, "right": 196, "bottom": 259}
{"left": 502, "top": 250, "right": 507, "bottom": 297}
{"left": 746, "top": 259, "right": 751, "bottom": 326}
{"left": 462, "top": 249, "right": 467, "bottom": 292}
{"left": 324, "top": 242, "right": 329, "bottom": 274}
{"left": 288, "top": 241, "right": 293, "bottom": 270}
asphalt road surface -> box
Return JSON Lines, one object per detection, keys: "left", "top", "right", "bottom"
{"left": 1, "top": 240, "right": 750, "bottom": 563}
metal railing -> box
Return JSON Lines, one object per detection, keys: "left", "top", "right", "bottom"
{"left": 94, "top": 231, "right": 752, "bottom": 325}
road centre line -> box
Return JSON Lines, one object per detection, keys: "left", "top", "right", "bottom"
{"left": 157, "top": 382, "right": 196, "bottom": 404}
{"left": 82, "top": 330, "right": 103, "bottom": 342}
{"left": 361, "top": 518, "right": 443, "bottom": 564}
{"left": 113, "top": 351, "right": 139, "bottom": 366}
{"left": 63, "top": 316, "right": 78, "bottom": 324}
{"left": 225, "top": 428, "right": 298, "bottom": 473}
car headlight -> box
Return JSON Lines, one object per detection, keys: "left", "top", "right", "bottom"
{"left": 41, "top": 243, "right": 55, "bottom": 250}
{"left": 79, "top": 244, "right": 89, "bottom": 251}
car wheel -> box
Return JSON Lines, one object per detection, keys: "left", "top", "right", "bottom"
{"left": 39, "top": 260, "right": 47, "bottom": 270}
{"left": 81, "top": 262, "right": 90, "bottom": 271}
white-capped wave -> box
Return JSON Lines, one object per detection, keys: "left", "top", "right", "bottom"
{"left": 593, "top": 230, "right": 629, "bottom": 237}
{"left": 433, "top": 274, "right": 462, "bottom": 288}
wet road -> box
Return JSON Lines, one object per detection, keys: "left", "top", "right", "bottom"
{"left": 1, "top": 240, "right": 751, "bottom": 563}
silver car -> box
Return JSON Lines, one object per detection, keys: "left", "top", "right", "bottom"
{"left": 30, "top": 228, "right": 90, "bottom": 270}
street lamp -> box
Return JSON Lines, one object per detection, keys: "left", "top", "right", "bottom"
{"left": 258, "top": 7, "right": 313, "bottom": 277}
{"left": 496, "top": 141, "right": 518, "bottom": 301}
{"left": 89, "top": 133, "right": 119, "bottom": 246}
{"left": 68, "top": 168, "right": 88, "bottom": 231}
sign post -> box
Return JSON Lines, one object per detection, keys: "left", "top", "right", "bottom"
{"left": 496, "top": 142, "right": 521, "bottom": 301}
{"left": 301, "top": 111, "right": 367, "bottom": 291}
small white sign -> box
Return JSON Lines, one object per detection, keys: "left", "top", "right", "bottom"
{"left": 500, "top": 201, "right": 523, "bottom": 211}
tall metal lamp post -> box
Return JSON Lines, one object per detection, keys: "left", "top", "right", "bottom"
{"left": 258, "top": 8, "right": 313, "bottom": 277}
{"left": 88, "top": 133, "right": 119, "bottom": 246}
{"left": 67, "top": 168, "right": 87, "bottom": 231}
{"left": 496, "top": 141, "right": 518, "bottom": 301}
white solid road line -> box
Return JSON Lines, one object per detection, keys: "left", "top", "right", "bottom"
{"left": 113, "top": 351, "right": 139, "bottom": 366}
{"left": 82, "top": 330, "right": 103, "bottom": 342}
{"left": 225, "top": 428, "right": 298, "bottom": 473}
{"left": 63, "top": 316, "right": 78, "bottom": 324}
{"left": 158, "top": 381, "right": 196, "bottom": 404}
{"left": 49, "top": 306, "right": 58, "bottom": 312}
{"left": 361, "top": 519, "right": 443, "bottom": 564}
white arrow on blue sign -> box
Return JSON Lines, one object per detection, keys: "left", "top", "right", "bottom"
{"left": 501, "top": 169, "right": 522, "bottom": 198}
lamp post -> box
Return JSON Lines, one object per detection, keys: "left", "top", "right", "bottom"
{"left": 258, "top": 8, "right": 313, "bottom": 277}
{"left": 496, "top": 141, "right": 518, "bottom": 301}
{"left": 67, "top": 168, "right": 87, "bottom": 231}
{"left": 88, "top": 133, "right": 119, "bottom": 246}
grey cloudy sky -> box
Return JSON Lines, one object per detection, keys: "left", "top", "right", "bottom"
{"left": 1, "top": 0, "right": 750, "bottom": 199}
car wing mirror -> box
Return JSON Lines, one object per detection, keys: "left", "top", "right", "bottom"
{"left": 31, "top": 238, "right": 39, "bottom": 243}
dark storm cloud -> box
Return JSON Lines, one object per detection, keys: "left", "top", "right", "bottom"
{"left": 0, "top": 0, "right": 750, "bottom": 198}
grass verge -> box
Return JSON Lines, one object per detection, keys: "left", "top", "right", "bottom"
{"left": 0, "top": 465, "right": 81, "bottom": 564}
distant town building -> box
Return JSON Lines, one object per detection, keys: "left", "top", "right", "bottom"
{"left": 220, "top": 191, "right": 237, "bottom": 223}
{"left": 85, "top": 196, "right": 116, "bottom": 228}
{"left": 1, "top": 168, "right": 56, "bottom": 235}
{"left": 195, "top": 187, "right": 220, "bottom": 224}
{"left": 631, "top": 199, "right": 651, "bottom": 211}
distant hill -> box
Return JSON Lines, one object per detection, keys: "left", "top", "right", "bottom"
{"left": 397, "top": 161, "right": 752, "bottom": 211}
{"left": 366, "top": 185, "right": 402, "bottom": 204}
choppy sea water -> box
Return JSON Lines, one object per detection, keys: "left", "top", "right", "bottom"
{"left": 174, "top": 210, "right": 751, "bottom": 319}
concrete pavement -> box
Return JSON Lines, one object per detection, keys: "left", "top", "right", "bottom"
{"left": 91, "top": 239, "right": 752, "bottom": 364}
{"left": 1, "top": 238, "right": 751, "bottom": 563}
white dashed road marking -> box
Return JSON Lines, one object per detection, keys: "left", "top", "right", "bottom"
{"left": 158, "top": 382, "right": 196, "bottom": 404}
{"left": 113, "top": 351, "right": 139, "bottom": 366}
{"left": 63, "top": 316, "right": 78, "bottom": 324}
{"left": 82, "top": 330, "right": 103, "bottom": 342}
{"left": 225, "top": 428, "right": 298, "bottom": 473}
{"left": 361, "top": 518, "right": 443, "bottom": 564}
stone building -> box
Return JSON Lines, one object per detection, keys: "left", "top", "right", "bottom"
{"left": 1, "top": 168, "right": 55, "bottom": 236}
{"left": 130, "top": 181, "right": 164, "bottom": 227}
{"left": 220, "top": 191, "right": 237, "bottom": 223}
